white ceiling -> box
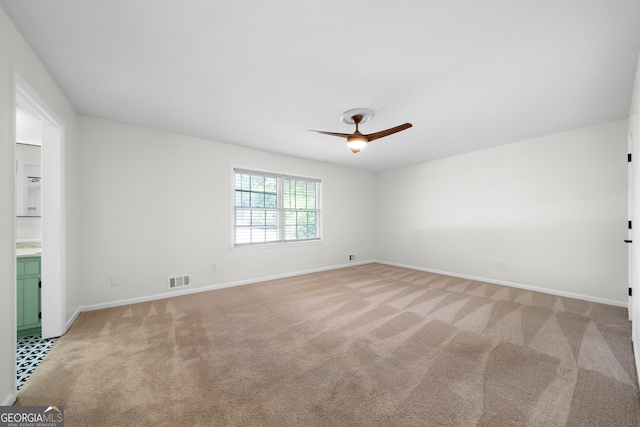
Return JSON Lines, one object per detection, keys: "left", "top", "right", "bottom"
{"left": 2, "top": 1, "right": 639, "bottom": 171}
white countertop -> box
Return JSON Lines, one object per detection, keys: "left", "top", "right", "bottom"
{"left": 17, "top": 248, "right": 41, "bottom": 258}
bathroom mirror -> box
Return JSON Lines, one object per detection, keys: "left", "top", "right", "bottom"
{"left": 16, "top": 143, "right": 41, "bottom": 217}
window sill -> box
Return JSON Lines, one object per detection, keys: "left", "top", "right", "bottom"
{"left": 230, "top": 239, "right": 323, "bottom": 251}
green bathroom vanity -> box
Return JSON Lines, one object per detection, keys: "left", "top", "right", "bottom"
{"left": 17, "top": 256, "right": 41, "bottom": 337}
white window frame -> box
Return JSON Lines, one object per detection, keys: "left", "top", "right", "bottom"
{"left": 231, "top": 167, "right": 322, "bottom": 248}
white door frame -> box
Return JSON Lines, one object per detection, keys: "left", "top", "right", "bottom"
{"left": 629, "top": 115, "right": 636, "bottom": 326}
{"left": 12, "top": 71, "right": 66, "bottom": 341}
{"left": 630, "top": 114, "right": 640, "bottom": 389}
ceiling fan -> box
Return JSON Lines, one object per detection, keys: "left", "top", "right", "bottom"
{"left": 309, "top": 108, "right": 412, "bottom": 153}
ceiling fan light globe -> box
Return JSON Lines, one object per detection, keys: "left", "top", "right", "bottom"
{"left": 346, "top": 134, "right": 368, "bottom": 153}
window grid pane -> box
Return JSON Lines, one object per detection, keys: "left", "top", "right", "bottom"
{"left": 284, "top": 209, "right": 318, "bottom": 240}
{"left": 282, "top": 177, "right": 319, "bottom": 241}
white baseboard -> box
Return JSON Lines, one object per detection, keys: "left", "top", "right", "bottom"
{"left": 375, "top": 260, "right": 628, "bottom": 308}
{"left": 1, "top": 392, "right": 16, "bottom": 406}
{"left": 65, "top": 307, "right": 82, "bottom": 332}
{"left": 75, "top": 260, "right": 371, "bottom": 314}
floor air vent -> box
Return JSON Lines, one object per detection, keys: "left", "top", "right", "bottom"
{"left": 168, "top": 274, "right": 191, "bottom": 290}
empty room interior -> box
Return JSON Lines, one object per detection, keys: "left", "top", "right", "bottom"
{"left": 2, "top": 1, "right": 640, "bottom": 425}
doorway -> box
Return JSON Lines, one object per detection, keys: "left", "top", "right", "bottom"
{"left": 12, "top": 72, "right": 66, "bottom": 343}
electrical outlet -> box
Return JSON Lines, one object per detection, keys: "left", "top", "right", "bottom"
{"left": 349, "top": 254, "right": 357, "bottom": 261}
{"left": 211, "top": 263, "right": 217, "bottom": 271}
{"left": 493, "top": 259, "right": 508, "bottom": 269}
{"left": 111, "top": 275, "right": 121, "bottom": 286}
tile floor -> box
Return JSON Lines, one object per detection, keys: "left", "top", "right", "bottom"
{"left": 17, "top": 334, "right": 58, "bottom": 390}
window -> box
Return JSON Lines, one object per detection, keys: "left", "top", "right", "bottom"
{"left": 233, "top": 168, "right": 321, "bottom": 246}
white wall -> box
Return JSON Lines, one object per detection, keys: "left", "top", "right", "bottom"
{"left": 76, "top": 116, "right": 375, "bottom": 306}
{"left": 0, "top": 6, "right": 79, "bottom": 404}
{"left": 15, "top": 217, "right": 40, "bottom": 241}
{"left": 376, "top": 120, "right": 628, "bottom": 304}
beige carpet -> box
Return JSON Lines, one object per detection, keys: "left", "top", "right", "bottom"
{"left": 16, "top": 263, "right": 640, "bottom": 426}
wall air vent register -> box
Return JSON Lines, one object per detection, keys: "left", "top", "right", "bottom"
{"left": 168, "top": 275, "right": 190, "bottom": 290}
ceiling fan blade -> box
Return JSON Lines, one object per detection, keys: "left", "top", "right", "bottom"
{"left": 308, "top": 129, "right": 352, "bottom": 138}
{"left": 365, "top": 123, "right": 412, "bottom": 141}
